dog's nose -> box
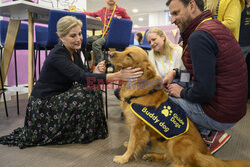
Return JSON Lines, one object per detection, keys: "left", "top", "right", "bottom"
{"left": 109, "top": 52, "right": 115, "bottom": 59}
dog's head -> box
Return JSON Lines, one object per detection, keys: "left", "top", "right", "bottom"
{"left": 111, "top": 46, "right": 157, "bottom": 80}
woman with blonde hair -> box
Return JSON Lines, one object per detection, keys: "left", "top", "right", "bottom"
{"left": 205, "top": 0, "right": 245, "bottom": 41}
{"left": 0, "top": 16, "right": 143, "bottom": 148}
{"left": 146, "top": 27, "right": 185, "bottom": 85}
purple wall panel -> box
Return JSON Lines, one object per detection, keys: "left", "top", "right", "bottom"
{"left": 133, "top": 25, "right": 181, "bottom": 44}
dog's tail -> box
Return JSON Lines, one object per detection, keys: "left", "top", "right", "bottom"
{"left": 194, "top": 153, "right": 250, "bottom": 167}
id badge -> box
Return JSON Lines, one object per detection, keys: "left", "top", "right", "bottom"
{"left": 180, "top": 71, "right": 190, "bottom": 83}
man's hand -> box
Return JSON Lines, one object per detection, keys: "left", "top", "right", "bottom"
{"left": 167, "top": 83, "right": 184, "bottom": 98}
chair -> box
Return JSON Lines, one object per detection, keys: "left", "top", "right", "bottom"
{"left": 36, "top": 10, "right": 87, "bottom": 51}
{"left": 129, "top": 32, "right": 135, "bottom": 46}
{"left": 104, "top": 17, "right": 133, "bottom": 51}
{"left": 0, "top": 20, "right": 30, "bottom": 115}
{"left": 139, "top": 29, "right": 151, "bottom": 50}
{"left": 102, "top": 17, "right": 133, "bottom": 119}
{"left": 34, "top": 25, "right": 47, "bottom": 79}
{"left": 35, "top": 10, "right": 87, "bottom": 79}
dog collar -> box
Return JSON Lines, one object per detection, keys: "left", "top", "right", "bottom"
{"left": 124, "top": 89, "right": 159, "bottom": 104}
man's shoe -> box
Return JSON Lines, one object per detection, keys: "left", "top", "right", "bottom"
{"left": 202, "top": 131, "right": 231, "bottom": 154}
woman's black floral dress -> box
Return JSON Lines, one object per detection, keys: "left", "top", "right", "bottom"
{"left": 0, "top": 83, "right": 108, "bottom": 149}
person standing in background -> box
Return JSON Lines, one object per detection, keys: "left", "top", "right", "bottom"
{"left": 239, "top": 0, "right": 250, "bottom": 58}
{"left": 205, "top": 0, "right": 245, "bottom": 41}
{"left": 239, "top": 0, "right": 250, "bottom": 98}
{"left": 84, "top": 0, "right": 131, "bottom": 65}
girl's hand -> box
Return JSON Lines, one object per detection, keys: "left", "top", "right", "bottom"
{"left": 163, "top": 70, "right": 175, "bottom": 85}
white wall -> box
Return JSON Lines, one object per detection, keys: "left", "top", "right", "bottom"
{"left": 148, "top": 11, "right": 171, "bottom": 27}
{"left": 38, "top": 0, "right": 86, "bottom": 11}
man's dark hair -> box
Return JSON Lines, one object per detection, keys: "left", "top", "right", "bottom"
{"left": 166, "top": 0, "right": 204, "bottom": 12}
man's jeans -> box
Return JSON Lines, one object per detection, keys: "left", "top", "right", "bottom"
{"left": 241, "top": 45, "right": 250, "bottom": 59}
{"left": 168, "top": 96, "right": 235, "bottom": 136}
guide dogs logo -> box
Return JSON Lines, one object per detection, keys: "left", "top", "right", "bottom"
{"left": 130, "top": 99, "right": 189, "bottom": 139}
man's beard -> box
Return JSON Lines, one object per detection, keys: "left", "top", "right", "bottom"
{"left": 180, "top": 15, "right": 193, "bottom": 33}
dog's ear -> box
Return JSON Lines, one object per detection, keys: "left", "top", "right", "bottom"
{"left": 142, "top": 61, "right": 156, "bottom": 79}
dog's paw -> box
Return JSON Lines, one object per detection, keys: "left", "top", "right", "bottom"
{"left": 113, "top": 155, "right": 129, "bottom": 164}
{"left": 123, "top": 141, "right": 128, "bottom": 148}
{"left": 142, "top": 154, "right": 155, "bottom": 161}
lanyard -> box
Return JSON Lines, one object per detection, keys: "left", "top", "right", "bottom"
{"left": 160, "top": 53, "right": 172, "bottom": 76}
{"left": 102, "top": 5, "right": 117, "bottom": 38}
{"left": 182, "top": 17, "right": 212, "bottom": 56}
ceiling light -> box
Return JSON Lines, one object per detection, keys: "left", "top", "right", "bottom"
{"left": 132, "top": 9, "right": 138, "bottom": 13}
{"left": 138, "top": 17, "right": 144, "bottom": 22}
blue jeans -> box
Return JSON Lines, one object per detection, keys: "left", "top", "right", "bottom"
{"left": 241, "top": 45, "right": 250, "bottom": 59}
{"left": 172, "top": 78, "right": 190, "bottom": 88}
{"left": 168, "top": 97, "right": 235, "bottom": 136}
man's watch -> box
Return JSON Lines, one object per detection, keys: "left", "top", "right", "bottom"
{"left": 173, "top": 68, "right": 180, "bottom": 77}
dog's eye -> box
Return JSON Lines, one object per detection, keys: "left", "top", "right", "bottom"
{"left": 127, "top": 54, "right": 132, "bottom": 58}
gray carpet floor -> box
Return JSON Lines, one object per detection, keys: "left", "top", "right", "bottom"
{"left": 0, "top": 90, "right": 249, "bottom": 167}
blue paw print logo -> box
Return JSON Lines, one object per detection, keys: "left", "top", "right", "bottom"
{"left": 161, "top": 106, "right": 172, "bottom": 117}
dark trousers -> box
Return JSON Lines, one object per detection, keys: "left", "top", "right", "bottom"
{"left": 246, "top": 52, "right": 250, "bottom": 97}
{"left": 86, "top": 35, "right": 108, "bottom": 65}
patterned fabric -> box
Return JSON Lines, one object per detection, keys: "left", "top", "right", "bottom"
{"left": 0, "top": 83, "right": 108, "bottom": 149}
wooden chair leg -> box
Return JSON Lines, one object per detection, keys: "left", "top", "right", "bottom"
{"left": 0, "top": 62, "right": 8, "bottom": 117}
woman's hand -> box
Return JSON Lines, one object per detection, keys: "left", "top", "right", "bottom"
{"left": 93, "top": 60, "right": 106, "bottom": 74}
{"left": 106, "top": 67, "right": 143, "bottom": 81}
{"left": 118, "top": 67, "right": 143, "bottom": 81}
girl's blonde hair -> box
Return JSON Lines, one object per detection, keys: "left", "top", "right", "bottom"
{"left": 146, "top": 27, "right": 178, "bottom": 59}
{"left": 205, "top": 0, "right": 219, "bottom": 15}
{"left": 56, "top": 16, "right": 83, "bottom": 37}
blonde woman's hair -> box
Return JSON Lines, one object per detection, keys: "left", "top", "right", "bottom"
{"left": 205, "top": 0, "right": 219, "bottom": 15}
{"left": 56, "top": 16, "right": 83, "bottom": 37}
{"left": 146, "top": 27, "right": 178, "bottom": 59}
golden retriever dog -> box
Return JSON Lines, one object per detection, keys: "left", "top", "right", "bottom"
{"left": 110, "top": 46, "right": 250, "bottom": 167}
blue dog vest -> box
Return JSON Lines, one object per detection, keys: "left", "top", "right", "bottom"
{"left": 130, "top": 99, "right": 189, "bottom": 139}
